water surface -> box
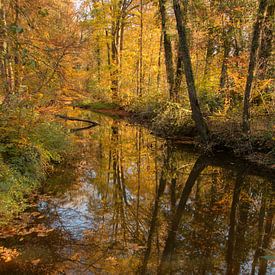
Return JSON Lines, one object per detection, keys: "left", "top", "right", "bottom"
{"left": 0, "top": 109, "right": 274, "bottom": 274}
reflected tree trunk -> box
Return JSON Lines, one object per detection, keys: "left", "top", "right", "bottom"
{"left": 140, "top": 168, "right": 167, "bottom": 274}
{"left": 110, "top": 122, "right": 128, "bottom": 242}
{"left": 232, "top": 189, "right": 250, "bottom": 273}
{"left": 136, "top": 129, "right": 142, "bottom": 239}
{"left": 158, "top": 155, "right": 208, "bottom": 274}
{"left": 251, "top": 187, "right": 268, "bottom": 274}
{"left": 226, "top": 170, "right": 246, "bottom": 275}
{"left": 258, "top": 196, "right": 273, "bottom": 275}
{"left": 140, "top": 142, "right": 178, "bottom": 274}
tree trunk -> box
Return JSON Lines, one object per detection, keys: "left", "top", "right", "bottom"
{"left": 242, "top": 0, "right": 268, "bottom": 134}
{"left": 0, "top": 0, "right": 14, "bottom": 102}
{"left": 258, "top": 3, "right": 274, "bottom": 82}
{"left": 172, "top": 0, "right": 209, "bottom": 142}
{"left": 159, "top": 0, "right": 175, "bottom": 99}
{"left": 219, "top": 26, "right": 232, "bottom": 90}
{"left": 138, "top": 0, "right": 144, "bottom": 96}
{"left": 111, "top": 20, "right": 119, "bottom": 99}
{"left": 173, "top": 44, "right": 183, "bottom": 100}
{"left": 173, "top": 1, "right": 188, "bottom": 100}
{"left": 14, "top": 0, "right": 20, "bottom": 93}
{"left": 0, "top": 0, "right": 8, "bottom": 94}
{"left": 157, "top": 32, "right": 162, "bottom": 91}
{"left": 203, "top": 31, "right": 214, "bottom": 84}
{"left": 96, "top": 35, "right": 101, "bottom": 82}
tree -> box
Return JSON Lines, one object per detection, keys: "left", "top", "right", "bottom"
{"left": 158, "top": 0, "right": 174, "bottom": 99}
{"left": 172, "top": 0, "right": 209, "bottom": 142}
{"left": 242, "top": 0, "right": 268, "bottom": 134}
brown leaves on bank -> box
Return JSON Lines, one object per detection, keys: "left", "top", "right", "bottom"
{"left": 0, "top": 211, "right": 54, "bottom": 240}
{"left": 0, "top": 246, "right": 20, "bottom": 263}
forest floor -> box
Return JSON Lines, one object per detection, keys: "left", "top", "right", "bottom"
{"left": 76, "top": 101, "right": 275, "bottom": 171}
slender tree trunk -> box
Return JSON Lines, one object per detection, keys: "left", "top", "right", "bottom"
{"left": 138, "top": 0, "right": 144, "bottom": 96}
{"left": 119, "top": 20, "right": 125, "bottom": 72}
{"left": 105, "top": 30, "right": 111, "bottom": 72}
{"left": 203, "top": 0, "right": 215, "bottom": 84}
{"left": 157, "top": 32, "right": 163, "bottom": 92}
{"left": 111, "top": 21, "right": 119, "bottom": 99}
{"left": 219, "top": 26, "right": 232, "bottom": 90}
{"left": 172, "top": 0, "right": 209, "bottom": 142}
{"left": 96, "top": 35, "right": 101, "bottom": 82}
{"left": 242, "top": 0, "right": 268, "bottom": 134}
{"left": 0, "top": 0, "right": 14, "bottom": 102}
{"left": 0, "top": 0, "right": 8, "bottom": 95}
{"left": 258, "top": 3, "right": 274, "bottom": 82}
{"left": 173, "top": 44, "right": 183, "bottom": 100}
{"left": 14, "top": 0, "right": 20, "bottom": 93}
{"left": 173, "top": 0, "right": 188, "bottom": 100}
{"left": 159, "top": 0, "right": 175, "bottom": 99}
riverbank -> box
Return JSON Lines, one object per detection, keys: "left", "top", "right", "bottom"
{"left": 0, "top": 103, "right": 74, "bottom": 226}
{"left": 75, "top": 101, "right": 275, "bottom": 171}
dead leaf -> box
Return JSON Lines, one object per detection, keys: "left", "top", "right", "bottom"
{"left": 31, "top": 259, "right": 41, "bottom": 265}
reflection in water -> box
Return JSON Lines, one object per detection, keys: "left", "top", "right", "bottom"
{"left": 157, "top": 154, "right": 208, "bottom": 274}
{"left": 1, "top": 110, "right": 274, "bottom": 274}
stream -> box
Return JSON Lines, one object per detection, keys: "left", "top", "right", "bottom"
{"left": 0, "top": 108, "right": 274, "bottom": 274}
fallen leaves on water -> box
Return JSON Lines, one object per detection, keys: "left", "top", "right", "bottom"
{"left": 0, "top": 220, "right": 54, "bottom": 239}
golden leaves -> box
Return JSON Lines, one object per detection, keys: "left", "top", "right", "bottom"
{"left": 0, "top": 246, "right": 20, "bottom": 263}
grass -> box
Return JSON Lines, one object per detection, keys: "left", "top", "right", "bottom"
{"left": 73, "top": 100, "right": 120, "bottom": 111}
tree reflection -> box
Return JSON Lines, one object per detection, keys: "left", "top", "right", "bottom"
{"left": 46, "top": 116, "right": 274, "bottom": 274}
{"left": 158, "top": 154, "right": 208, "bottom": 274}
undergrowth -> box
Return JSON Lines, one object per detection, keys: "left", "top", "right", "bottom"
{"left": 0, "top": 103, "right": 71, "bottom": 225}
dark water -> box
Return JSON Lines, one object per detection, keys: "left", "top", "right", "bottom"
{"left": 0, "top": 110, "right": 274, "bottom": 274}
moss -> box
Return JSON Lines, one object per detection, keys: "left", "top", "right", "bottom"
{"left": 73, "top": 100, "right": 120, "bottom": 111}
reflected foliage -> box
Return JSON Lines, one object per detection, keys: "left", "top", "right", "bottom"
{"left": 0, "top": 111, "right": 273, "bottom": 274}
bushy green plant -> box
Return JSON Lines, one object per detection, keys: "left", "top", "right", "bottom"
{"left": 198, "top": 90, "right": 224, "bottom": 114}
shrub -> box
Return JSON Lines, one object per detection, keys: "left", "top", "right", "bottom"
{"left": 0, "top": 105, "right": 71, "bottom": 225}
{"left": 151, "top": 102, "right": 194, "bottom": 136}
{"left": 126, "top": 94, "right": 165, "bottom": 120}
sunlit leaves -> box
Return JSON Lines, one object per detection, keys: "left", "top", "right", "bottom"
{"left": 0, "top": 246, "right": 20, "bottom": 263}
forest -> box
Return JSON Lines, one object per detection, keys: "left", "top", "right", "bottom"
{"left": 0, "top": 0, "right": 274, "bottom": 273}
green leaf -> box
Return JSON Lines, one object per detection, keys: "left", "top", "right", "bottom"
{"left": 9, "top": 24, "right": 24, "bottom": 34}
{"left": 38, "top": 8, "right": 49, "bottom": 17}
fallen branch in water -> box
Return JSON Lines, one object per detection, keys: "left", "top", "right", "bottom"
{"left": 70, "top": 125, "right": 97, "bottom": 132}
{"left": 55, "top": 114, "right": 99, "bottom": 126}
